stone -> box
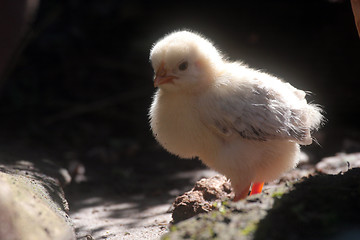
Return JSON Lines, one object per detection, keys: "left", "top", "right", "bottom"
{"left": 0, "top": 160, "right": 75, "bottom": 240}
{"left": 316, "top": 152, "right": 360, "bottom": 175}
{"left": 171, "top": 175, "right": 233, "bottom": 224}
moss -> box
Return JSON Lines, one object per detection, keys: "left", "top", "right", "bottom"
{"left": 169, "top": 225, "right": 177, "bottom": 232}
{"left": 213, "top": 201, "right": 230, "bottom": 215}
{"left": 271, "top": 190, "right": 284, "bottom": 199}
{"left": 208, "top": 226, "right": 217, "bottom": 238}
{"left": 218, "top": 205, "right": 227, "bottom": 215}
{"left": 241, "top": 221, "right": 258, "bottom": 236}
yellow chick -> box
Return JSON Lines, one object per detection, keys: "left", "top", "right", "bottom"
{"left": 149, "top": 30, "right": 323, "bottom": 201}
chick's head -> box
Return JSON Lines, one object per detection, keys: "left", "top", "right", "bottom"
{"left": 150, "top": 30, "right": 224, "bottom": 92}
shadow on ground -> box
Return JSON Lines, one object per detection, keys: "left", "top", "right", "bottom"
{"left": 254, "top": 168, "right": 360, "bottom": 240}
{"left": 64, "top": 150, "right": 217, "bottom": 239}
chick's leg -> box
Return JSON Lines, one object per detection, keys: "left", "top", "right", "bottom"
{"left": 233, "top": 183, "right": 251, "bottom": 202}
{"left": 250, "top": 182, "right": 264, "bottom": 195}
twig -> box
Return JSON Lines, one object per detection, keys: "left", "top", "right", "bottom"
{"left": 351, "top": 0, "right": 360, "bottom": 38}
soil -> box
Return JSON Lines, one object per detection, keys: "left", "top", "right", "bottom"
{"left": 63, "top": 150, "right": 219, "bottom": 240}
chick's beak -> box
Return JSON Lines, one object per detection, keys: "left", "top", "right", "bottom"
{"left": 154, "top": 63, "right": 177, "bottom": 87}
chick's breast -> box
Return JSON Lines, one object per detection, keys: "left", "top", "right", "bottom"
{"left": 150, "top": 90, "right": 220, "bottom": 159}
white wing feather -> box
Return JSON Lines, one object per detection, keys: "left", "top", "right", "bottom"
{"left": 201, "top": 65, "right": 323, "bottom": 145}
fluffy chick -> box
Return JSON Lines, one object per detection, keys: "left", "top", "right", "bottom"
{"left": 149, "top": 30, "right": 323, "bottom": 200}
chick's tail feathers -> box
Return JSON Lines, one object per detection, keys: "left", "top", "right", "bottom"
{"left": 291, "top": 101, "right": 324, "bottom": 146}
{"left": 299, "top": 103, "right": 324, "bottom": 145}
{"left": 308, "top": 103, "right": 324, "bottom": 129}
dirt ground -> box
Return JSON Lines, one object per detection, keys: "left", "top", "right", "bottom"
{"left": 68, "top": 184, "right": 172, "bottom": 240}
{"left": 62, "top": 140, "right": 360, "bottom": 240}
{"left": 62, "top": 148, "right": 219, "bottom": 240}
{"left": 66, "top": 168, "right": 218, "bottom": 240}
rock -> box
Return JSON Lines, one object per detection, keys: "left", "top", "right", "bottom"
{"left": 277, "top": 168, "right": 315, "bottom": 183}
{"left": 171, "top": 175, "right": 233, "bottom": 224}
{"left": 163, "top": 168, "right": 360, "bottom": 240}
{"left": 171, "top": 167, "right": 314, "bottom": 225}
{"left": 163, "top": 184, "right": 291, "bottom": 240}
{"left": 0, "top": 160, "right": 76, "bottom": 240}
{"left": 316, "top": 152, "right": 360, "bottom": 174}
{"left": 255, "top": 168, "right": 360, "bottom": 240}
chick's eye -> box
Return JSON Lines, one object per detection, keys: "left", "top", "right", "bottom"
{"left": 178, "top": 61, "right": 188, "bottom": 71}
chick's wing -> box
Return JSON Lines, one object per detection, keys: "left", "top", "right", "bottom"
{"left": 201, "top": 81, "right": 314, "bottom": 144}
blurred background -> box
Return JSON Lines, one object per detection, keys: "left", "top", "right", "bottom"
{"left": 0, "top": 0, "right": 359, "bottom": 181}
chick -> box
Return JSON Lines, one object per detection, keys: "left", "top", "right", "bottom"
{"left": 149, "top": 30, "right": 323, "bottom": 201}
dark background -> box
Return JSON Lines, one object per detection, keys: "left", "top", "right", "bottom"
{"left": 0, "top": 0, "right": 359, "bottom": 173}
